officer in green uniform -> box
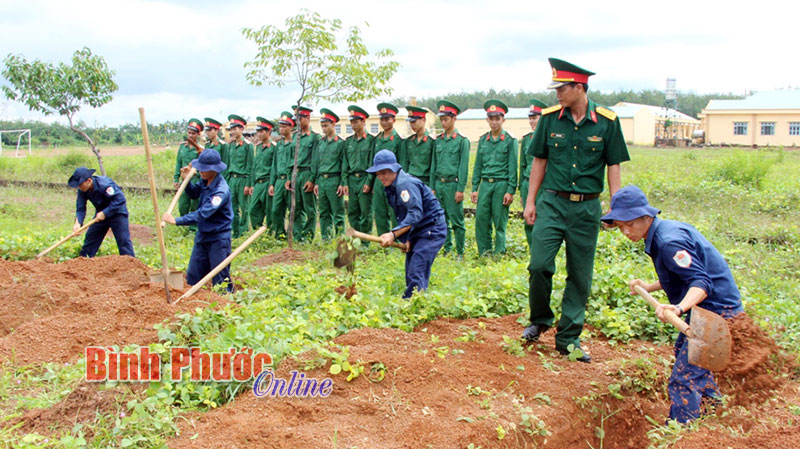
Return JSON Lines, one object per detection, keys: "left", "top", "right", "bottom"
{"left": 400, "top": 106, "right": 434, "bottom": 188}
{"left": 269, "top": 112, "right": 296, "bottom": 238}
{"left": 225, "top": 114, "right": 254, "bottom": 238}
{"left": 430, "top": 100, "right": 470, "bottom": 258}
{"left": 249, "top": 117, "right": 276, "bottom": 231}
{"left": 291, "top": 106, "right": 321, "bottom": 242}
{"left": 204, "top": 117, "right": 227, "bottom": 158}
{"left": 519, "top": 100, "right": 548, "bottom": 249}
{"left": 471, "top": 100, "right": 518, "bottom": 256}
{"left": 173, "top": 118, "right": 204, "bottom": 230}
{"left": 522, "top": 58, "right": 630, "bottom": 362}
{"left": 343, "top": 105, "right": 376, "bottom": 236}
{"left": 372, "top": 103, "right": 401, "bottom": 235}
{"left": 313, "top": 108, "right": 346, "bottom": 240}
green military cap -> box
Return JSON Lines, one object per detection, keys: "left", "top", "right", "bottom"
{"left": 187, "top": 118, "right": 204, "bottom": 132}
{"left": 376, "top": 102, "right": 399, "bottom": 118}
{"left": 294, "top": 105, "right": 313, "bottom": 118}
{"left": 255, "top": 116, "right": 275, "bottom": 131}
{"left": 528, "top": 99, "right": 548, "bottom": 116}
{"left": 278, "top": 111, "right": 296, "bottom": 127}
{"left": 320, "top": 108, "right": 340, "bottom": 123}
{"left": 348, "top": 105, "right": 369, "bottom": 120}
{"left": 548, "top": 57, "right": 595, "bottom": 89}
{"left": 483, "top": 99, "right": 508, "bottom": 117}
{"left": 436, "top": 100, "right": 461, "bottom": 117}
{"left": 227, "top": 114, "right": 246, "bottom": 129}
{"left": 204, "top": 117, "right": 222, "bottom": 130}
{"left": 405, "top": 106, "right": 429, "bottom": 122}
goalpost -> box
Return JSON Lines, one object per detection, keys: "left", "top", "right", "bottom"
{"left": 0, "top": 129, "right": 32, "bottom": 156}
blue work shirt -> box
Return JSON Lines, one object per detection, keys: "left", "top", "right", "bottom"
{"left": 175, "top": 173, "right": 233, "bottom": 243}
{"left": 385, "top": 170, "right": 444, "bottom": 242}
{"left": 76, "top": 176, "right": 128, "bottom": 224}
{"left": 645, "top": 218, "right": 743, "bottom": 315}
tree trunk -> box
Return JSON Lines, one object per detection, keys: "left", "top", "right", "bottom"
{"left": 288, "top": 119, "right": 300, "bottom": 249}
{"left": 68, "top": 116, "right": 106, "bottom": 176}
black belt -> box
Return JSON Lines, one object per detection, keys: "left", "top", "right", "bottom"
{"left": 482, "top": 177, "right": 507, "bottom": 183}
{"left": 415, "top": 176, "right": 429, "bottom": 183}
{"left": 321, "top": 173, "right": 340, "bottom": 178}
{"left": 352, "top": 172, "right": 367, "bottom": 178}
{"left": 547, "top": 189, "right": 600, "bottom": 202}
{"left": 256, "top": 178, "right": 268, "bottom": 184}
{"left": 229, "top": 173, "right": 248, "bottom": 178}
{"left": 297, "top": 167, "right": 310, "bottom": 172}
{"left": 437, "top": 177, "right": 458, "bottom": 183}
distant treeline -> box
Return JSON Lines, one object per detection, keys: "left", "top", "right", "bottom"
{"left": 0, "top": 119, "right": 188, "bottom": 147}
{"left": 394, "top": 89, "right": 744, "bottom": 119}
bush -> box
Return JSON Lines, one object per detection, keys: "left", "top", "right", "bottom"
{"left": 710, "top": 151, "right": 773, "bottom": 189}
{"left": 53, "top": 150, "right": 94, "bottom": 171}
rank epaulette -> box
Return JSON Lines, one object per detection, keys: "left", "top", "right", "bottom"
{"left": 542, "top": 105, "right": 562, "bottom": 115}
{"left": 596, "top": 106, "right": 617, "bottom": 121}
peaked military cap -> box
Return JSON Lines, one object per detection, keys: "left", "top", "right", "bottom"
{"left": 295, "top": 105, "right": 313, "bottom": 117}
{"left": 278, "top": 111, "right": 296, "bottom": 127}
{"left": 483, "top": 99, "right": 508, "bottom": 117}
{"left": 227, "top": 114, "right": 247, "bottom": 129}
{"left": 436, "top": 100, "right": 461, "bottom": 117}
{"left": 204, "top": 117, "right": 223, "bottom": 130}
{"left": 548, "top": 58, "right": 595, "bottom": 89}
{"left": 376, "top": 102, "right": 399, "bottom": 118}
{"left": 256, "top": 116, "right": 275, "bottom": 131}
{"left": 187, "top": 118, "right": 204, "bottom": 132}
{"left": 320, "top": 108, "right": 340, "bottom": 123}
{"left": 406, "top": 106, "right": 429, "bottom": 122}
{"left": 348, "top": 105, "right": 369, "bottom": 120}
{"left": 528, "top": 99, "right": 548, "bottom": 116}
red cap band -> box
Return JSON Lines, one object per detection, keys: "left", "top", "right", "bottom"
{"left": 438, "top": 105, "right": 458, "bottom": 115}
{"left": 230, "top": 118, "right": 246, "bottom": 127}
{"left": 486, "top": 104, "right": 507, "bottom": 114}
{"left": 350, "top": 111, "right": 367, "bottom": 119}
{"left": 552, "top": 69, "right": 589, "bottom": 84}
{"left": 530, "top": 106, "right": 542, "bottom": 114}
{"left": 379, "top": 107, "right": 396, "bottom": 116}
{"left": 321, "top": 113, "right": 338, "bottom": 122}
{"left": 205, "top": 122, "right": 220, "bottom": 129}
{"left": 188, "top": 124, "right": 202, "bottom": 132}
{"left": 410, "top": 110, "right": 426, "bottom": 118}
{"left": 258, "top": 121, "right": 273, "bottom": 130}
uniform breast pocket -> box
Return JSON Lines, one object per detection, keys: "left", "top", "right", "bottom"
{"left": 546, "top": 137, "right": 568, "bottom": 164}
{"left": 578, "top": 141, "right": 604, "bottom": 171}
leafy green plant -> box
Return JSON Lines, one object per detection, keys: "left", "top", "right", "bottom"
{"left": 500, "top": 336, "right": 526, "bottom": 357}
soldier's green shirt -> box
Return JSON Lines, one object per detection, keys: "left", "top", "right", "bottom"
{"left": 519, "top": 132, "right": 535, "bottom": 187}
{"left": 528, "top": 99, "right": 630, "bottom": 193}
{"left": 226, "top": 140, "right": 254, "bottom": 185}
{"left": 313, "top": 135, "right": 345, "bottom": 184}
{"left": 401, "top": 132, "right": 434, "bottom": 186}
{"left": 373, "top": 129, "right": 402, "bottom": 155}
{"left": 251, "top": 142, "right": 274, "bottom": 182}
{"left": 472, "top": 129, "right": 518, "bottom": 195}
{"left": 343, "top": 132, "right": 376, "bottom": 186}
{"left": 270, "top": 138, "right": 295, "bottom": 186}
{"left": 173, "top": 143, "right": 201, "bottom": 183}
{"left": 294, "top": 130, "right": 321, "bottom": 169}
{"left": 431, "top": 129, "right": 470, "bottom": 193}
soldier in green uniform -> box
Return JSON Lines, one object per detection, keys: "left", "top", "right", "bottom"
{"left": 173, "top": 118, "right": 204, "bottom": 230}
{"left": 249, "top": 117, "right": 276, "bottom": 231}
{"left": 204, "top": 117, "right": 227, "bottom": 157}
{"left": 519, "top": 100, "right": 548, "bottom": 249}
{"left": 313, "top": 108, "right": 346, "bottom": 240}
{"left": 372, "top": 103, "right": 401, "bottom": 235}
{"left": 269, "top": 112, "right": 296, "bottom": 238}
{"left": 399, "top": 106, "right": 434, "bottom": 188}
{"left": 343, "top": 105, "right": 376, "bottom": 237}
{"left": 225, "top": 114, "right": 254, "bottom": 238}
{"left": 292, "top": 106, "right": 321, "bottom": 242}
{"left": 522, "top": 58, "right": 630, "bottom": 363}
{"left": 431, "top": 100, "right": 470, "bottom": 258}
{"left": 471, "top": 100, "right": 518, "bottom": 256}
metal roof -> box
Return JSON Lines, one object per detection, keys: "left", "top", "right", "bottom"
{"left": 704, "top": 90, "right": 800, "bottom": 110}
{"left": 458, "top": 107, "right": 534, "bottom": 120}
{"left": 612, "top": 102, "right": 699, "bottom": 122}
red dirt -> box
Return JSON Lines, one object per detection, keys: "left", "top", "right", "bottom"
{"left": 0, "top": 255, "right": 226, "bottom": 365}
{"left": 127, "top": 224, "right": 155, "bottom": 246}
{"left": 334, "top": 283, "right": 358, "bottom": 299}
{"left": 252, "top": 248, "right": 316, "bottom": 267}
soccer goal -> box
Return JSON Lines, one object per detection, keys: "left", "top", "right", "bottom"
{"left": 0, "top": 129, "right": 32, "bottom": 156}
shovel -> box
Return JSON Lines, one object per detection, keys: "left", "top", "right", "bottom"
{"left": 634, "top": 285, "right": 732, "bottom": 371}
{"left": 345, "top": 227, "right": 408, "bottom": 251}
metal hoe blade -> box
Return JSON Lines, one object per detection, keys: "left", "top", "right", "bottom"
{"left": 334, "top": 239, "right": 357, "bottom": 269}
{"left": 687, "top": 307, "right": 732, "bottom": 372}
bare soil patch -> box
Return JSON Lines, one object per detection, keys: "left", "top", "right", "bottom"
{"left": 252, "top": 248, "right": 316, "bottom": 267}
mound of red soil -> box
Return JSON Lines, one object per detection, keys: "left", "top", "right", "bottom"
{"left": 252, "top": 248, "right": 315, "bottom": 267}
{"left": 0, "top": 256, "right": 225, "bottom": 365}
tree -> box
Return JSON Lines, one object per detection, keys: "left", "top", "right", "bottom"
{"left": 242, "top": 9, "right": 399, "bottom": 247}
{"left": 2, "top": 47, "right": 118, "bottom": 175}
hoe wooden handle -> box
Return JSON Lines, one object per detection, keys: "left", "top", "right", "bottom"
{"left": 164, "top": 167, "right": 197, "bottom": 225}
{"left": 633, "top": 285, "right": 693, "bottom": 337}
{"left": 346, "top": 228, "right": 408, "bottom": 250}
{"left": 36, "top": 217, "right": 100, "bottom": 259}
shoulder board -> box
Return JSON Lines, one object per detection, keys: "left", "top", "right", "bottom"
{"left": 596, "top": 106, "right": 617, "bottom": 121}
{"left": 505, "top": 131, "right": 515, "bottom": 139}
{"left": 542, "top": 105, "right": 562, "bottom": 115}
{"left": 524, "top": 132, "right": 534, "bottom": 138}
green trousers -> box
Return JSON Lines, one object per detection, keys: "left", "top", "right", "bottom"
{"left": 372, "top": 182, "right": 397, "bottom": 235}
{"left": 249, "top": 179, "right": 273, "bottom": 231}
{"left": 520, "top": 179, "right": 533, "bottom": 249}
{"left": 293, "top": 170, "right": 317, "bottom": 242}
{"left": 347, "top": 176, "right": 373, "bottom": 236}
{"left": 528, "top": 191, "right": 601, "bottom": 351}
{"left": 228, "top": 176, "right": 250, "bottom": 238}
{"left": 475, "top": 180, "right": 510, "bottom": 256}
{"left": 433, "top": 180, "right": 465, "bottom": 255}
{"left": 271, "top": 176, "right": 290, "bottom": 238}
{"left": 318, "top": 175, "right": 345, "bottom": 240}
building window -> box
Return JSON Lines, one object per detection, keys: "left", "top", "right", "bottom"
{"left": 733, "top": 122, "right": 748, "bottom": 136}
{"left": 346, "top": 124, "right": 353, "bottom": 134}
{"left": 335, "top": 125, "right": 341, "bottom": 134}
{"left": 790, "top": 122, "right": 800, "bottom": 136}
{"left": 370, "top": 123, "right": 379, "bottom": 134}
{"left": 760, "top": 122, "right": 775, "bottom": 136}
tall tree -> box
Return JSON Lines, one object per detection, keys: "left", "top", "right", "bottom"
{"left": 243, "top": 8, "right": 399, "bottom": 247}
{"left": 2, "top": 47, "right": 118, "bottom": 175}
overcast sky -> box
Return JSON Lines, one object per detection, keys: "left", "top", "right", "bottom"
{"left": 1, "top": 0, "right": 798, "bottom": 127}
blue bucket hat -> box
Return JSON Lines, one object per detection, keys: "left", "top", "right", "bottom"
{"left": 601, "top": 185, "right": 661, "bottom": 224}
{"left": 191, "top": 148, "right": 227, "bottom": 173}
{"left": 68, "top": 167, "right": 96, "bottom": 188}
{"left": 366, "top": 149, "right": 402, "bottom": 174}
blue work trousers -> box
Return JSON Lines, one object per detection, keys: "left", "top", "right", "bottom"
{"left": 80, "top": 215, "right": 135, "bottom": 258}
{"left": 403, "top": 218, "right": 447, "bottom": 298}
{"left": 187, "top": 238, "right": 233, "bottom": 293}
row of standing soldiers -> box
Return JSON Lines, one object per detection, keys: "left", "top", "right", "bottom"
{"left": 174, "top": 99, "right": 548, "bottom": 256}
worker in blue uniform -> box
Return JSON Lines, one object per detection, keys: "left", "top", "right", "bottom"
{"left": 603, "top": 185, "right": 743, "bottom": 424}
{"left": 162, "top": 149, "right": 234, "bottom": 293}
{"left": 68, "top": 167, "right": 135, "bottom": 258}
{"left": 367, "top": 150, "right": 447, "bottom": 298}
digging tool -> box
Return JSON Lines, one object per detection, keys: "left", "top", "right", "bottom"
{"left": 162, "top": 166, "right": 197, "bottom": 227}
{"left": 139, "top": 107, "right": 173, "bottom": 304}
{"left": 634, "top": 285, "right": 732, "bottom": 371}
{"left": 175, "top": 225, "right": 267, "bottom": 304}
{"left": 345, "top": 227, "right": 408, "bottom": 251}
{"left": 334, "top": 238, "right": 357, "bottom": 269}
{"left": 36, "top": 217, "right": 100, "bottom": 259}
